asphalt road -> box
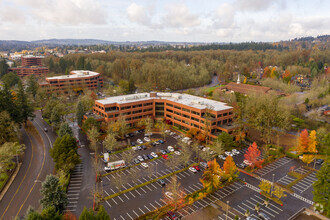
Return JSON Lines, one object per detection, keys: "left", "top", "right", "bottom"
{"left": 0, "top": 111, "right": 55, "bottom": 220}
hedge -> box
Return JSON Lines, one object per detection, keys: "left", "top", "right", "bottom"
{"left": 103, "top": 163, "right": 198, "bottom": 200}
{"left": 285, "top": 152, "right": 300, "bottom": 159}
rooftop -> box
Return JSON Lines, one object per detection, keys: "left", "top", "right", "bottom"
{"left": 22, "top": 55, "right": 45, "bottom": 58}
{"left": 46, "top": 70, "right": 100, "bottom": 80}
{"left": 96, "top": 92, "right": 232, "bottom": 111}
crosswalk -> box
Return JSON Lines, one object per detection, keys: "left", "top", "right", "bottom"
{"left": 65, "top": 159, "right": 83, "bottom": 213}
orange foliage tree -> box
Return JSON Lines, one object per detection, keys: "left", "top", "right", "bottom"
{"left": 186, "top": 128, "right": 199, "bottom": 139}
{"left": 244, "top": 142, "right": 264, "bottom": 168}
{"left": 297, "top": 129, "right": 309, "bottom": 154}
{"left": 63, "top": 212, "right": 77, "bottom": 220}
{"left": 196, "top": 133, "right": 206, "bottom": 142}
{"left": 200, "top": 158, "right": 223, "bottom": 192}
{"left": 163, "top": 175, "right": 186, "bottom": 210}
{"left": 223, "top": 156, "right": 239, "bottom": 182}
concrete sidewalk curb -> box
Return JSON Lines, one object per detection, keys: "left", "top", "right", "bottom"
{"left": 0, "top": 162, "right": 22, "bottom": 202}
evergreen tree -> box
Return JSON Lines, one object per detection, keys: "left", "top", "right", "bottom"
{"left": 0, "top": 58, "right": 9, "bottom": 77}
{"left": 16, "top": 80, "right": 34, "bottom": 124}
{"left": 96, "top": 205, "right": 110, "bottom": 220}
{"left": 48, "top": 58, "right": 55, "bottom": 73}
{"left": 85, "top": 62, "right": 92, "bottom": 70}
{"left": 25, "top": 206, "right": 43, "bottom": 220}
{"left": 40, "top": 206, "right": 63, "bottom": 220}
{"left": 313, "top": 162, "right": 330, "bottom": 217}
{"left": 40, "top": 175, "right": 68, "bottom": 213}
{"left": 58, "top": 122, "right": 73, "bottom": 137}
{"left": 59, "top": 57, "right": 67, "bottom": 73}
{"left": 76, "top": 101, "right": 85, "bottom": 127}
{"left": 0, "top": 83, "right": 20, "bottom": 124}
{"left": 79, "top": 207, "right": 95, "bottom": 220}
{"left": 1, "top": 72, "right": 19, "bottom": 87}
{"left": 26, "top": 75, "right": 39, "bottom": 99}
{"left": 76, "top": 56, "right": 85, "bottom": 70}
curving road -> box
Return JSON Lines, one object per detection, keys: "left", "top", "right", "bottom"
{"left": 0, "top": 111, "right": 56, "bottom": 220}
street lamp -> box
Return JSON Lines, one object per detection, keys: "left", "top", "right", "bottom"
{"left": 271, "top": 174, "right": 275, "bottom": 195}
{"left": 226, "top": 201, "right": 229, "bottom": 220}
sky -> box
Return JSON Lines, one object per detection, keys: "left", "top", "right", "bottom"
{"left": 0, "top": 0, "right": 329, "bottom": 42}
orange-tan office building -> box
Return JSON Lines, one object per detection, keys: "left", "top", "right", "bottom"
{"left": 40, "top": 70, "right": 103, "bottom": 93}
{"left": 88, "top": 92, "right": 235, "bottom": 140}
{"left": 9, "top": 55, "right": 48, "bottom": 77}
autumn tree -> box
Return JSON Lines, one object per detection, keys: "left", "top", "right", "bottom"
{"left": 108, "top": 115, "right": 129, "bottom": 139}
{"left": 156, "top": 120, "right": 168, "bottom": 140}
{"left": 200, "top": 158, "right": 223, "bottom": 192}
{"left": 103, "top": 132, "right": 117, "bottom": 153}
{"left": 223, "top": 156, "right": 238, "bottom": 182}
{"left": 302, "top": 130, "right": 317, "bottom": 164}
{"left": 244, "top": 142, "right": 264, "bottom": 168}
{"left": 163, "top": 176, "right": 185, "bottom": 210}
{"left": 259, "top": 180, "right": 272, "bottom": 194}
{"left": 272, "top": 186, "right": 287, "bottom": 200}
{"left": 297, "top": 129, "right": 309, "bottom": 154}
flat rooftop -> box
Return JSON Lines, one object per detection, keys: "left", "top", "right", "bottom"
{"left": 46, "top": 70, "right": 99, "bottom": 80}
{"left": 96, "top": 92, "right": 232, "bottom": 111}
{"left": 22, "top": 55, "right": 44, "bottom": 58}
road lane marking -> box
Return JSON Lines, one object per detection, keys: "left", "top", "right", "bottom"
{"left": 138, "top": 208, "right": 145, "bottom": 214}
{"left": 126, "top": 213, "right": 133, "bottom": 220}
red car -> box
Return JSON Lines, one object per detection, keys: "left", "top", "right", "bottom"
{"left": 162, "top": 154, "right": 168, "bottom": 160}
{"left": 193, "top": 165, "right": 200, "bottom": 171}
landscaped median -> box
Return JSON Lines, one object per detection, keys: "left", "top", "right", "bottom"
{"left": 277, "top": 166, "right": 314, "bottom": 191}
{"left": 103, "top": 163, "right": 198, "bottom": 201}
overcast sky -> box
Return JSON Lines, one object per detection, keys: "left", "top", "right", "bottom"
{"left": 0, "top": 0, "right": 329, "bottom": 42}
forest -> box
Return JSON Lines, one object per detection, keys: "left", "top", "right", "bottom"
{"left": 43, "top": 47, "right": 330, "bottom": 91}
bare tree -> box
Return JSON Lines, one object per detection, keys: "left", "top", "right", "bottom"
{"left": 180, "top": 142, "right": 193, "bottom": 167}
{"left": 112, "top": 170, "right": 127, "bottom": 191}
{"left": 213, "top": 140, "right": 224, "bottom": 156}
{"left": 158, "top": 120, "right": 169, "bottom": 140}
{"left": 192, "top": 142, "right": 201, "bottom": 163}
{"left": 166, "top": 155, "right": 181, "bottom": 171}
{"left": 163, "top": 176, "right": 185, "bottom": 210}
{"left": 202, "top": 106, "right": 214, "bottom": 145}
{"left": 121, "top": 149, "right": 137, "bottom": 166}
{"left": 87, "top": 126, "right": 100, "bottom": 164}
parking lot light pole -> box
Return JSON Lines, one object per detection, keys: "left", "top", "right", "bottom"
{"left": 226, "top": 201, "right": 229, "bottom": 220}
{"left": 271, "top": 174, "right": 275, "bottom": 195}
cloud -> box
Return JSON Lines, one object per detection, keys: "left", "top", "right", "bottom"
{"left": 127, "top": 3, "right": 151, "bottom": 26}
{"left": 0, "top": 6, "right": 26, "bottom": 24}
{"left": 213, "top": 3, "right": 236, "bottom": 29}
{"left": 161, "top": 4, "right": 200, "bottom": 28}
{"left": 9, "top": 0, "right": 107, "bottom": 25}
{"left": 235, "top": 0, "right": 284, "bottom": 11}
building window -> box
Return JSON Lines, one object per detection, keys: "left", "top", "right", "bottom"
{"left": 223, "top": 113, "right": 228, "bottom": 116}
{"left": 166, "top": 108, "right": 173, "bottom": 113}
{"left": 167, "top": 103, "right": 173, "bottom": 107}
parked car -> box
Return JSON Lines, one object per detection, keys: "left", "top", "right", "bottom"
{"left": 316, "top": 159, "right": 324, "bottom": 165}
{"left": 151, "top": 152, "right": 158, "bottom": 158}
{"left": 232, "top": 149, "right": 240, "bottom": 155}
{"left": 170, "top": 132, "right": 176, "bottom": 136}
{"left": 246, "top": 217, "right": 257, "bottom": 220}
{"left": 129, "top": 133, "right": 134, "bottom": 137}
{"left": 237, "top": 163, "right": 246, "bottom": 169}
{"left": 144, "top": 137, "right": 151, "bottom": 142}
{"left": 142, "top": 154, "right": 148, "bottom": 160}
{"left": 137, "top": 155, "right": 144, "bottom": 162}
{"left": 189, "top": 167, "right": 197, "bottom": 173}
{"left": 158, "top": 140, "right": 165, "bottom": 144}
{"left": 131, "top": 142, "right": 136, "bottom": 146}
{"left": 258, "top": 212, "right": 271, "bottom": 220}
{"left": 125, "top": 134, "right": 130, "bottom": 138}
{"left": 225, "top": 151, "right": 233, "bottom": 156}
{"left": 132, "top": 147, "right": 137, "bottom": 151}
{"left": 165, "top": 191, "right": 173, "bottom": 199}
{"left": 141, "top": 145, "right": 147, "bottom": 150}
{"left": 167, "top": 211, "right": 181, "bottom": 220}
{"left": 243, "top": 160, "right": 252, "bottom": 166}
{"left": 137, "top": 139, "right": 143, "bottom": 144}
{"left": 44, "top": 128, "right": 48, "bottom": 132}
{"left": 168, "top": 146, "right": 174, "bottom": 152}
{"left": 134, "top": 158, "right": 140, "bottom": 164}
{"left": 162, "top": 154, "right": 169, "bottom": 160}
{"left": 174, "top": 151, "right": 181, "bottom": 156}
{"left": 141, "top": 162, "right": 149, "bottom": 168}
{"left": 160, "top": 150, "right": 167, "bottom": 155}
{"left": 193, "top": 165, "right": 200, "bottom": 171}
{"left": 157, "top": 179, "right": 166, "bottom": 187}
{"left": 151, "top": 142, "right": 157, "bottom": 147}
{"left": 137, "top": 146, "right": 142, "bottom": 150}
{"left": 104, "top": 166, "right": 111, "bottom": 172}
{"left": 147, "top": 154, "right": 153, "bottom": 159}
{"left": 165, "top": 130, "right": 171, "bottom": 134}
{"left": 154, "top": 140, "right": 161, "bottom": 145}
{"left": 218, "top": 155, "right": 226, "bottom": 160}
{"left": 200, "top": 162, "right": 208, "bottom": 169}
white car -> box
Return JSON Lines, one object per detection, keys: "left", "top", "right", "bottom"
{"left": 137, "top": 139, "right": 143, "bottom": 144}
{"left": 218, "top": 155, "right": 226, "bottom": 160}
{"left": 174, "top": 151, "right": 181, "bottom": 156}
{"left": 243, "top": 160, "right": 252, "bottom": 166}
{"left": 137, "top": 155, "right": 144, "bottom": 162}
{"left": 168, "top": 146, "right": 174, "bottom": 152}
{"left": 170, "top": 132, "right": 176, "bottom": 136}
{"left": 144, "top": 137, "right": 151, "bottom": 142}
{"left": 232, "top": 149, "right": 240, "bottom": 155}
{"left": 203, "top": 147, "right": 210, "bottom": 152}
{"left": 165, "top": 191, "right": 173, "bottom": 199}
{"left": 104, "top": 166, "right": 111, "bottom": 172}
{"left": 225, "top": 151, "right": 233, "bottom": 156}
{"left": 151, "top": 152, "right": 158, "bottom": 158}
{"left": 189, "top": 167, "right": 197, "bottom": 173}
{"left": 141, "top": 162, "right": 149, "bottom": 168}
{"left": 144, "top": 132, "right": 152, "bottom": 136}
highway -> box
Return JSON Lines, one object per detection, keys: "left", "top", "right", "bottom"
{"left": 0, "top": 111, "right": 56, "bottom": 220}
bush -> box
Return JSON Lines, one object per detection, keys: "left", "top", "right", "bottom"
{"left": 286, "top": 152, "right": 299, "bottom": 159}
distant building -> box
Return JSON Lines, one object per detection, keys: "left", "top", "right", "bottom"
{"left": 85, "top": 92, "right": 235, "bottom": 141}
{"left": 8, "top": 55, "right": 48, "bottom": 77}
{"left": 39, "top": 70, "right": 103, "bottom": 93}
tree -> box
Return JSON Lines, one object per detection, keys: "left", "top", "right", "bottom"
{"left": 213, "top": 140, "right": 224, "bottom": 156}
{"left": 297, "top": 129, "right": 309, "bottom": 154}
{"left": 200, "top": 158, "right": 223, "bottom": 192}
{"left": 108, "top": 115, "right": 128, "bottom": 139}
{"left": 179, "top": 142, "right": 192, "bottom": 167}
{"left": 1, "top": 72, "right": 19, "bottom": 87}
{"left": 272, "top": 186, "right": 287, "bottom": 200}
{"left": 223, "top": 156, "right": 238, "bottom": 182}
{"left": 244, "top": 142, "right": 264, "bottom": 168}
{"left": 79, "top": 207, "right": 94, "bottom": 220}
{"left": 96, "top": 205, "right": 110, "bottom": 220}
{"left": 40, "top": 175, "right": 68, "bottom": 213}
{"left": 103, "top": 132, "right": 117, "bottom": 153}
{"left": 302, "top": 130, "right": 317, "bottom": 164}
{"left": 26, "top": 75, "right": 39, "bottom": 99}
{"left": 259, "top": 180, "right": 271, "bottom": 194}
{"left": 166, "top": 154, "right": 181, "bottom": 171}
{"left": 40, "top": 206, "right": 63, "bottom": 220}
{"left": 16, "top": 80, "right": 35, "bottom": 124}
{"left": 76, "top": 56, "right": 85, "bottom": 70}
{"left": 50, "top": 135, "right": 80, "bottom": 173}
{"left": 216, "top": 132, "right": 234, "bottom": 150}
{"left": 0, "top": 142, "right": 25, "bottom": 172}
{"left": 58, "top": 122, "right": 73, "bottom": 137}
{"left": 138, "top": 117, "right": 153, "bottom": 135}
{"left": 157, "top": 120, "right": 168, "bottom": 140}
{"left": 202, "top": 107, "right": 214, "bottom": 145}
{"left": 163, "top": 175, "right": 185, "bottom": 210}
{"left": 76, "top": 101, "right": 85, "bottom": 127}
{"left": 24, "top": 206, "right": 43, "bottom": 220}
{"left": 0, "top": 58, "right": 9, "bottom": 77}
{"left": 0, "top": 111, "right": 18, "bottom": 145}
{"left": 121, "top": 149, "right": 137, "bottom": 166}
{"left": 0, "top": 83, "right": 20, "bottom": 124}
{"left": 82, "top": 118, "right": 99, "bottom": 132}
{"left": 313, "top": 162, "right": 330, "bottom": 217}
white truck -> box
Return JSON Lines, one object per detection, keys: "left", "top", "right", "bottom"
{"left": 104, "top": 160, "right": 126, "bottom": 172}
{"left": 104, "top": 152, "right": 110, "bottom": 163}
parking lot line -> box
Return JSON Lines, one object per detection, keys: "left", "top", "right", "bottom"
{"left": 144, "top": 205, "right": 151, "bottom": 212}
{"left": 140, "top": 187, "right": 147, "bottom": 193}
{"left": 185, "top": 187, "right": 193, "bottom": 194}
{"left": 134, "top": 189, "right": 141, "bottom": 196}
{"left": 254, "top": 195, "right": 283, "bottom": 211}
{"left": 137, "top": 179, "right": 144, "bottom": 184}
{"left": 126, "top": 213, "right": 133, "bottom": 220}
{"left": 105, "top": 200, "right": 111, "bottom": 208}
{"left": 176, "top": 175, "right": 182, "bottom": 180}
{"left": 145, "top": 185, "right": 153, "bottom": 191}
{"left": 138, "top": 208, "right": 145, "bottom": 214}
{"left": 111, "top": 198, "right": 118, "bottom": 205}
{"left": 149, "top": 202, "right": 157, "bottom": 210}
{"left": 177, "top": 172, "right": 185, "bottom": 178}
{"left": 135, "top": 166, "right": 141, "bottom": 170}
{"left": 123, "top": 193, "right": 130, "bottom": 200}
{"left": 150, "top": 183, "right": 158, "bottom": 189}
{"left": 233, "top": 207, "right": 244, "bottom": 215}
{"left": 132, "top": 210, "right": 139, "bottom": 217}
{"left": 155, "top": 200, "right": 162, "bottom": 207}
{"left": 160, "top": 198, "right": 167, "bottom": 205}
{"left": 260, "top": 207, "right": 275, "bottom": 217}
{"left": 129, "top": 191, "right": 136, "bottom": 198}
{"left": 250, "top": 197, "right": 279, "bottom": 214}
{"left": 241, "top": 202, "right": 254, "bottom": 210}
